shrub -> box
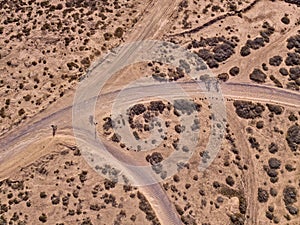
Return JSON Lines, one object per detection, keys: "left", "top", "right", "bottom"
{"left": 279, "top": 68, "right": 288, "bottom": 76}
{"left": 268, "top": 158, "right": 281, "bottom": 169}
{"left": 286, "top": 205, "right": 298, "bottom": 215}
{"left": 283, "top": 186, "right": 297, "bottom": 205}
{"left": 240, "top": 46, "right": 250, "bottom": 56}
{"left": 268, "top": 142, "right": 278, "bottom": 154}
{"left": 217, "top": 73, "right": 229, "bottom": 82}
{"left": 0, "top": 107, "right": 5, "bottom": 118}
{"left": 269, "top": 55, "right": 282, "bottom": 66}
{"left": 18, "top": 108, "right": 25, "bottom": 116}
{"left": 226, "top": 176, "right": 235, "bottom": 186}
{"left": 266, "top": 104, "right": 284, "bottom": 115}
{"left": 233, "top": 100, "right": 265, "bottom": 119}
{"left": 111, "top": 133, "right": 121, "bottom": 143}
{"left": 23, "top": 95, "right": 31, "bottom": 101}
{"left": 146, "top": 152, "right": 163, "bottom": 165}
{"left": 258, "top": 188, "right": 269, "bottom": 203}
{"left": 249, "top": 68, "right": 267, "bottom": 83}
{"left": 5, "top": 99, "right": 10, "bottom": 106}
{"left": 56, "top": 3, "right": 63, "bottom": 10}
{"left": 229, "top": 66, "right": 240, "bottom": 76}
{"left": 286, "top": 124, "right": 300, "bottom": 151}
{"left": 281, "top": 16, "right": 290, "bottom": 24}
{"left": 103, "top": 32, "right": 112, "bottom": 41}
{"left": 114, "top": 27, "right": 124, "bottom": 38}
{"left": 39, "top": 213, "right": 47, "bottom": 223}
{"left": 40, "top": 192, "right": 47, "bottom": 198}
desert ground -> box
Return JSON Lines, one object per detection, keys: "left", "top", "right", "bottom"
{"left": 0, "top": 0, "right": 299, "bottom": 225}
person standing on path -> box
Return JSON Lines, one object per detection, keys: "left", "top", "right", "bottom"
{"left": 51, "top": 125, "right": 57, "bottom": 137}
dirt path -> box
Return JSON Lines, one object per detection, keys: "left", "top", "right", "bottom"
{"left": 0, "top": 81, "right": 299, "bottom": 223}
{"left": 0, "top": 0, "right": 184, "bottom": 225}
{"left": 0, "top": 0, "right": 299, "bottom": 223}
{"left": 226, "top": 112, "right": 258, "bottom": 225}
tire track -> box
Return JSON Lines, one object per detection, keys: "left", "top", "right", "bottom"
{"left": 169, "top": 0, "right": 261, "bottom": 37}
{"left": 0, "top": 81, "right": 299, "bottom": 224}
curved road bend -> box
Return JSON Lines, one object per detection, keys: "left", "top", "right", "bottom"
{"left": 1, "top": 82, "right": 299, "bottom": 154}
{"left": 0, "top": 82, "right": 299, "bottom": 224}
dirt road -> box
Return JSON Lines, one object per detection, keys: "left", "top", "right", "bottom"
{"left": 0, "top": 80, "right": 299, "bottom": 223}
{"left": 0, "top": 0, "right": 299, "bottom": 224}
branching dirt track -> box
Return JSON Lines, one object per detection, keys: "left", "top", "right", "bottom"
{"left": 0, "top": 0, "right": 185, "bottom": 224}
{"left": 0, "top": 0, "right": 300, "bottom": 224}
{"left": 0, "top": 80, "right": 299, "bottom": 224}
{"left": 226, "top": 112, "right": 258, "bottom": 225}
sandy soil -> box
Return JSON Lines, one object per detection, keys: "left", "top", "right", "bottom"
{"left": 0, "top": 0, "right": 300, "bottom": 225}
